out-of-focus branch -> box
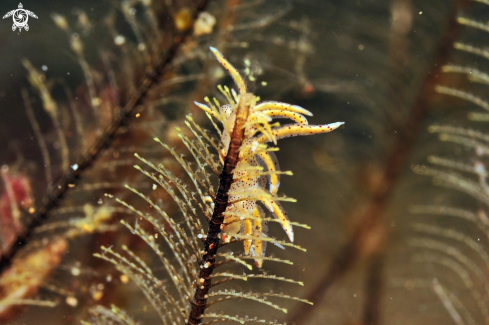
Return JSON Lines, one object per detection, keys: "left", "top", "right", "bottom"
{"left": 0, "top": 0, "right": 209, "bottom": 275}
{"left": 363, "top": 253, "right": 384, "bottom": 325}
{"left": 288, "top": 0, "right": 470, "bottom": 323}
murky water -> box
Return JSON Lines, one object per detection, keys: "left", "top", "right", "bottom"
{"left": 0, "top": 0, "right": 487, "bottom": 324}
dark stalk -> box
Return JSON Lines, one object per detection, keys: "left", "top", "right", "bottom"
{"left": 0, "top": 0, "right": 209, "bottom": 275}
{"left": 187, "top": 93, "right": 253, "bottom": 325}
{"left": 288, "top": 0, "right": 469, "bottom": 323}
{"left": 363, "top": 253, "right": 384, "bottom": 325}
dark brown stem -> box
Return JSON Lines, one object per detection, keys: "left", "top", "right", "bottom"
{"left": 187, "top": 93, "right": 253, "bottom": 325}
{"left": 288, "top": 0, "right": 469, "bottom": 323}
{"left": 363, "top": 253, "right": 384, "bottom": 325}
{"left": 0, "top": 0, "right": 209, "bottom": 275}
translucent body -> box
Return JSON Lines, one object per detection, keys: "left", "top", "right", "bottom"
{"left": 195, "top": 47, "right": 344, "bottom": 267}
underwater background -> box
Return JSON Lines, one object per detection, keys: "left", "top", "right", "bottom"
{"left": 0, "top": 0, "right": 486, "bottom": 324}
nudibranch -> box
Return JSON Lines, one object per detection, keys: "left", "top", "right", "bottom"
{"left": 195, "top": 47, "right": 343, "bottom": 267}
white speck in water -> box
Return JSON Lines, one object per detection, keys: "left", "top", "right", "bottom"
{"left": 41, "top": 65, "right": 48, "bottom": 71}
{"left": 66, "top": 296, "right": 78, "bottom": 307}
{"left": 71, "top": 164, "right": 78, "bottom": 171}
{"left": 114, "top": 35, "right": 126, "bottom": 45}
{"left": 98, "top": 199, "right": 103, "bottom": 205}
{"left": 71, "top": 267, "right": 81, "bottom": 276}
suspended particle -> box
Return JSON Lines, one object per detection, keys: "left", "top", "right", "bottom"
{"left": 71, "top": 267, "right": 81, "bottom": 276}
{"left": 194, "top": 12, "right": 216, "bottom": 36}
{"left": 114, "top": 35, "right": 126, "bottom": 46}
{"left": 66, "top": 296, "right": 78, "bottom": 307}
{"left": 120, "top": 275, "right": 129, "bottom": 283}
{"left": 175, "top": 8, "right": 193, "bottom": 32}
{"left": 92, "top": 291, "right": 103, "bottom": 301}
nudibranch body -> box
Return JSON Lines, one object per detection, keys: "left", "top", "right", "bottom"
{"left": 195, "top": 47, "right": 343, "bottom": 267}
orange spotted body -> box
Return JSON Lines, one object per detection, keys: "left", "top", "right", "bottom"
{"left": 195, "top": 47, "right": 344, "bottom": 266}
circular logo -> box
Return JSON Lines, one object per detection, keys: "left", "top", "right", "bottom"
{"left": 2, "top": 3, "right": 38, "bottom": 32}
{"left": 13, "top": 10, "right": 28, "bottom": 28}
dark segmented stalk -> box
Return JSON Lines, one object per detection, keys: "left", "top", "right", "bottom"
{"left": 187, "top": 93, "right": 254, "bottom": 325}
